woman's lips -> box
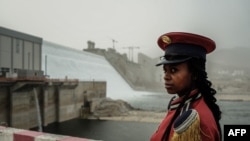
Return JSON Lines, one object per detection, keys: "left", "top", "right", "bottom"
{"left": 165, "top": 83, "right": 173, "bottom": 89}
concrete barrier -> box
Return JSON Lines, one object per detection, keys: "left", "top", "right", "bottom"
{"left": 0, "top": 126, "right": 101, "bottom": 141}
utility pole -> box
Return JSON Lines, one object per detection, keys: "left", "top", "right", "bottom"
{"left": 111, "top": 39, "right": 118, "bottom": 49}
{"left": 123, "top": 46, "right": 140, "bottom": 62}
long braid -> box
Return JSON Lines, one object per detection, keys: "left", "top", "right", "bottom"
{"left": 188, "top": 58, "right": 222, "bottom": 140}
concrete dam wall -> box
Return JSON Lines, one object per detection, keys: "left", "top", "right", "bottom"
{"left": 0, "top": 79, "right": 106, "bottom": 129}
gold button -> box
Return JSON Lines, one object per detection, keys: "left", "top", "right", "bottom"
{"left": 161, "top": 36, "right": 171, "bottom": 44}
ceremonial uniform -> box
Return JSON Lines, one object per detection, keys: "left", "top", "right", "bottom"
{"left": 151, "top": 32, "right": 222, "bottom": 141}
{"left": 150, "top": 90, "right": 220, "bottom": 141}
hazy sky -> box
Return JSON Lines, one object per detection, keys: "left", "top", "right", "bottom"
{"left": 1, "top": 0, "right": 249, "bottom": 60}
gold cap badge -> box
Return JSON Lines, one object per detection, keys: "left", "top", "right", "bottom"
{"left": 161, "top": 35, "right": 171, "bottom": 44}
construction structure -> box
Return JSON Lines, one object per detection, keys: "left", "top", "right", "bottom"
{"left": 123, "top": 46, "right": 140, "bottom": 62}
{"left": 84, "top": 41, "right": 164, "bottom": 92}
{"left": 0, "top": 27, "right": 43, "bottom": 78}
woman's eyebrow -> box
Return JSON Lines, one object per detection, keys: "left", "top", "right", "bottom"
{"left": 163, "top": 64, "right": 178, "bottom": 69}
{"left": 169, "top": 63, "right": 180, "bottom": 67}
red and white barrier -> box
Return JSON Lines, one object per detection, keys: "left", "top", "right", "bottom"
{"left": 0, "top": 126, "right": 101, "bottom": 141}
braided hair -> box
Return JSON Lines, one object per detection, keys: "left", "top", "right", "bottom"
{"left": 188, "top": 57, "right": 222, "bottom": 139}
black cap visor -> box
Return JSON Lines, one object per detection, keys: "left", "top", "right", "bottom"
{"left": 155, "top": 43, "right": 206, "bottom": 66}
{"left": 156, "top": 56, "right": 192, "bottom": 66}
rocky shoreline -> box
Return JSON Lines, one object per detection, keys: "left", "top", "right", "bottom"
{"left": 84, "top": 94, "right": 250, "bottom": 123}
{"left": 89, "top": 110, "right": 166, "bottom": 123}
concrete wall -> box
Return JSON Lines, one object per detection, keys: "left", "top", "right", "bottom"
{"left": 0, "top": 87, "right": 9, "bottom": 124}
{"left": 11, "top": 88, "right": 35, "bottom": 129}
{"left": 0, "top": 80, "right": 106, "bottom": 129}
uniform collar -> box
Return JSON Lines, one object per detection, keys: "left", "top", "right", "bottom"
{"left": 168, "top": 89, "right": 201, "bottom": 110}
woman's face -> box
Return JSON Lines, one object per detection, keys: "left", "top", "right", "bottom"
{"left": 163, "top": 62, "right": 193, "bottom": 96}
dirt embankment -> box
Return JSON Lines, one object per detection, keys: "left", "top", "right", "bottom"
{"left": 95, "top": 110, "right": 166, "bottom": 123}
{"left": 86, "top": 93, "right": 250, "bottom": 123}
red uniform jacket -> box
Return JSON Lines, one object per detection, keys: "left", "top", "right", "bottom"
{"left": 150, "top": 91, "right": 220, "bottom": 141}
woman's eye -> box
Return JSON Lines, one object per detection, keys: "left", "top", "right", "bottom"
{"left": 163, "top": 67, "right": 177, "bottom": 74}
{"left": 170, "top": 68, "right": 177, "bottom": 73}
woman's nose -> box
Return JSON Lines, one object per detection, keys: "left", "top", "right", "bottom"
{"left": 164, "top": 72, "right": 171, "bottom": 80}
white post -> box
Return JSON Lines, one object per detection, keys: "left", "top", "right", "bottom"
{"left": 33, "top": 88, "right": 42, "bottom": 132}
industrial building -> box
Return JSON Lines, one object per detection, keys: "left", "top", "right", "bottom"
{"left": 0, "top": 26, "right": 43, "bottom": 78}
{"left": 0, "top": 27, "right": 106, "bottom": 131}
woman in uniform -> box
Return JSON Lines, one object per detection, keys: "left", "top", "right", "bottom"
{"left": 150, "top": 32, "right": 222, "bottom": 141}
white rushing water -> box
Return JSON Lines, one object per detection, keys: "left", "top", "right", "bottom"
{"left": 41, "top": 41, "right": 156, "bottom": 101}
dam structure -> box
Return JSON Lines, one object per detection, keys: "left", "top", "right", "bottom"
{"left": 0, "top": 26, "right": 163, "bottom": 140}
{"left": 0, "top": 27, "right": 119, "bottom": 140}
{"left": 42, "top": 40, "right": 136, "bottom": 100}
